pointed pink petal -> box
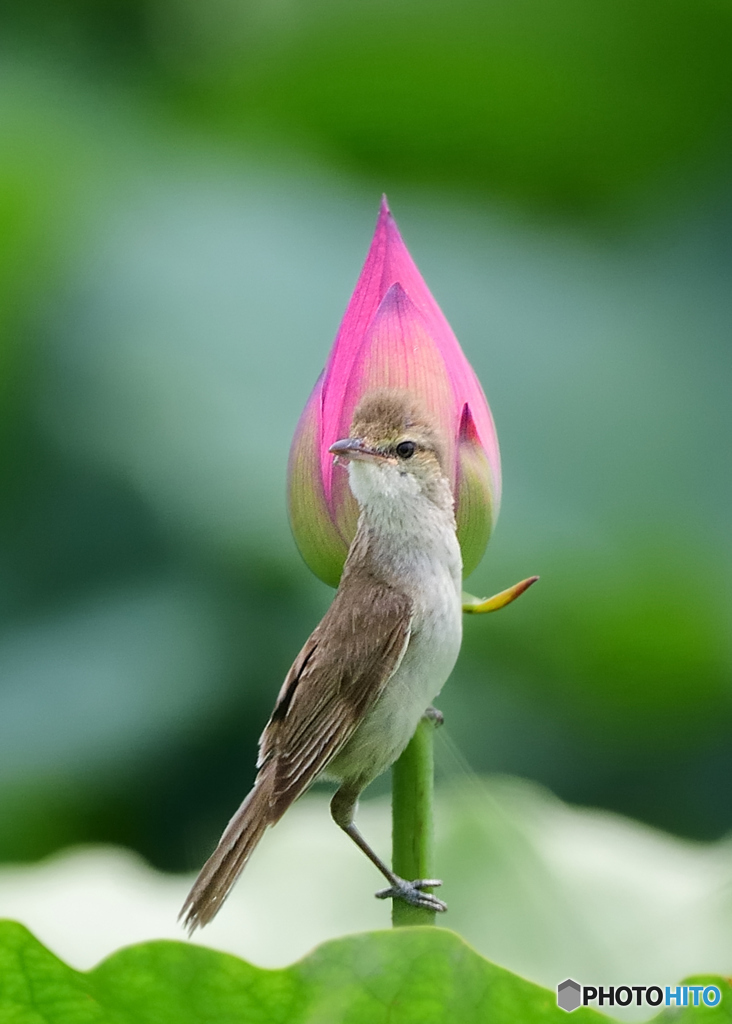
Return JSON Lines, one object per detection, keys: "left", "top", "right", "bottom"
{"left": 321, "top": 199, "right": 501, "bottom": 518}
{"left": 326, "top": 283, "right": 458, "bottom": 542}
{"left": 443, "top": 360, "right": 501, "bottom": 515}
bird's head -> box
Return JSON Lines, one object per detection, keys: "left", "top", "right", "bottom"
{"left": 329, "top": 390, "right": 453, "bottom": 517}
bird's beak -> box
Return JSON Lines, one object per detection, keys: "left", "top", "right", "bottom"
{"left": 329, "top": 438, "right": 385, "bottom": 464}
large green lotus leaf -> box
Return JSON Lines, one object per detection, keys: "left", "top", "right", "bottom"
{"left": 1, "top": 920, "right": 731, "bottom": 1024}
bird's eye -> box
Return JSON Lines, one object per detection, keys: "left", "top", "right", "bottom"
{"left": 395, "top": 440, "right": 416, "bottom": 459}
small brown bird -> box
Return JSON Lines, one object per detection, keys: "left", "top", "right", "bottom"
{"left": 180, "top": 389, "right": 463, "bottom": 931}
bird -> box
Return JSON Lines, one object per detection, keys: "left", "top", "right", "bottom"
{"left": 180, "top": 388, "right": 464, "bottom": 931}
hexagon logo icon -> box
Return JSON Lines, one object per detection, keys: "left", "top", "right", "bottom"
{"left": 557, "top": 979, "right": 582, "bottom": 1012}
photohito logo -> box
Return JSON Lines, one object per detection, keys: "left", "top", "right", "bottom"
{"left": 556, "top": 980, "right": 722, "bottom": 1013}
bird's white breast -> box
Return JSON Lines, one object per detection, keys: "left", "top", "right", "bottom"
{"left": 326, "top": 459, "right": 463, "bottom": 786}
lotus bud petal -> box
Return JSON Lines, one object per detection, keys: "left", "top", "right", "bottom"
{"left": 288, "top": 197, "right": 501, "bottom": 587}
{"left": 287, "top": 372, "right": 348, "bottom": 586}
{"left": 456, "top": 403, "right": 496, "bottom": 578}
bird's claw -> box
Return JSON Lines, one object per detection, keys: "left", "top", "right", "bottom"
{"left": 423, "top": 706, "right": 444, "bottom": 727}
{"left": 375, "top": 877, "right": 447, "bottom": 912}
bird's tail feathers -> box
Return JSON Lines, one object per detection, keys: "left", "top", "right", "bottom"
{"left": 180, "top": 772, "right": 276, "bottom": 932}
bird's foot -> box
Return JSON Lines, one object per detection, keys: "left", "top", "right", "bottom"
{"left": 375, "top": 877, "right": 447, "bottom": 912}
{"left": 423, "top": 706, "right": 444, "bottom": 727}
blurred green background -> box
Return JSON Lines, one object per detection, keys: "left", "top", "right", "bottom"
{"left": 0, "top": 0, "right": 730, "bottom": 875}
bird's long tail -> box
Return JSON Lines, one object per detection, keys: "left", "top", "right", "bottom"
{"left": 180, "top": 772, "right": 276, "bottom": 932}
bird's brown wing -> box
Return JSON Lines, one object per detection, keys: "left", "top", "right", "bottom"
{"left": 258, "top": 574, "right": 413, "bottom": 816}
{"left": 180, "top": 571, "right": 412, "bottom": 931}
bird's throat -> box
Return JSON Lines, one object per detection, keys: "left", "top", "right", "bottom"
{"left": 347, "top": 461, "right": 462, "bottom": 601}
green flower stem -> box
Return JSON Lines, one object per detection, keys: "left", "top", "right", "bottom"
{"left": 391, "top": 714, "right": 437, "bottom": 927}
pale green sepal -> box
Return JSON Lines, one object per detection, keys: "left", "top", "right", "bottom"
{"left": 462, "top": 577, "right": 539, "bottom": 614}
{"left": 455, "top": 406, "right": 495, "bottom": 579}
{"left": 287, "top": 382, "right": 348, "bottom": 588}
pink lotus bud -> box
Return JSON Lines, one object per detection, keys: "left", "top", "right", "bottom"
{"left": 288, "top": 197, "right": 501, "bottom": 587}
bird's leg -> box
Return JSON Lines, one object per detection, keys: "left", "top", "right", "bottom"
{"left": 330, "top": 785, "right": 447, "bottom": 912}
{"left": 422, "top": 705, "right": 444, "bottom": 727}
